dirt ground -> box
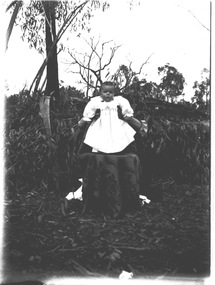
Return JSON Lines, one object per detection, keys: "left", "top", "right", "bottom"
{"left": 2, "top": 183, "right": 210, "bottom": 283}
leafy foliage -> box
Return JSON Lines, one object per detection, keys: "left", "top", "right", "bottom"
{"left": 121, "top": 84, "right": 209, "bottom": 185}
{"left": 112, "top": 64, "right": 137, "bottom": 90}
{"left": 5, "top": 87, "right": 86, "bottom": 197}
{"left": 5, "top": 91, "right": 49, "bottom": 193}
{"left": 192, "top": 68, "right": 210, "bottom": 112}
{"left": 7, "top": 0, "right": 110, "bottom": 54}
{"left": 5, "top": 83, "right": 209, "bottom": 201}
{"left": 6, "top": 0, "right": 111, "bottom": 103}
{"left": 158, "top": 64, "right": 185, "bottom": 102}
{"left": 141, "top": 117, "right": 209, "bottom": 185}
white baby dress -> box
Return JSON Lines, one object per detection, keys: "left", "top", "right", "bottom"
{"left": 82, "top": 96, "right": 136, "bottom": 153}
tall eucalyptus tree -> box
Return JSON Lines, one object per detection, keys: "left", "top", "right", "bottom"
{"left": 5, "top": 0, "right": 109, "bottom": 103}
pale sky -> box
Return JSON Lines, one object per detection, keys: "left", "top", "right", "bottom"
{"left": 0, "top": 0, "right": 211, "bottom": 101}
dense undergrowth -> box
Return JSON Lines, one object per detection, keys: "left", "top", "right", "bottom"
{"left": 5, "top": 87, "right": 209, "bottom": 199}
{"left": 3, "top": 183, "right": 210, "bottom": 282}
{"left": 3, "top": 87, "right": 210, "bottom": 282}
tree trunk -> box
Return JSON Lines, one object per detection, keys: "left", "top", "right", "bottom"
{"left": 44, "top": 1, "right": 60, "bottom": 107}
{"left": 39, "top": 96, "right": 51, "bottom": 137}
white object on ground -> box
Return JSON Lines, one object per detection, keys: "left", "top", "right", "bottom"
{"left": 139, "top": 195, "right": 151, "bottom": 204}
{"left": 119, "top": 270, "right": 133, "bottom": 280}
{"left": 66, "top": 181, "right": 151, "bottom": 204}
{"left": 65, "top": 179, "right": 83, "bottom": 201}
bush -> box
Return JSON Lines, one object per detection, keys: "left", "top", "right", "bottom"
{"left": 5, "top": 87, "right": 209, "bottom": 199}
{"left": 122, "top": 88, "right": 209, "bottom": 185}
{"left": 141, "top": 118, "right": 209, "bottom": 185}
{"left": 5, "top": 87, "right": 85, "bottom": 197}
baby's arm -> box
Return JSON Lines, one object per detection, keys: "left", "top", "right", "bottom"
{"left": 78, "top": 99, "right": 97, "bottom": 128}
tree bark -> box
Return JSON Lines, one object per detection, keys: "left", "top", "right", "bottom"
{"left": 39, "top": 95, "right": 51, "bottom": 136}
{"left": 44, "top": 1, "right": 60, "bottom": 106}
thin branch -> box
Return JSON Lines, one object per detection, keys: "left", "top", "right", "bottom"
{"left": 177, "top": 3, "right": 210, "bottom": 32}
{"left": 70, "top": 48, "right": 87, "bottom": 58}
{"left": 5, "top": 1, "right": 23, "bottom": 51}
{"left": 115, "top": 246, "right": 148, "bottom": 251}
{"left": 58, "top": 246, "right": 88, "bottom": 252}
{"left": 40, "top": 0, "right": 53, "bottom": 41}
{"left": 67, "top": 38, "right": 121, "bottom": 88}
{"left": 46, "top": 244, "right": 62, "bottom": 253}
{"left": 187, "top": 9, "right": 210, "bottom": 32}
{"left": 68, "top": 51, "right": 88, "bottom": 70}
{"left": 30, "top": 1, "right": 89, "bottom": 93}
{"left": 137, "top": 53, "right": 154, "bottom": 74}
{"left": 39, "top": 75, "right": 47, "bottom": 92}
{"left": 101, "top": 45, "right": 121, "bottom": 71}
{"left": 79, "top": 65, "right": 89, "bottom": 85}
{"left": 85, "top": 37, "right": 101, "bottom": 57}
{"left": 5, "top": 0, "right": 18, "bottom": 12}
{"left": 100, "top": 40, "right": 113, "bottom": 61}
{"left": 128, "top": 60, "right": 132, "bottom": 70}
{"left": 68, "top": 50, "right": 102, "bottom": 82}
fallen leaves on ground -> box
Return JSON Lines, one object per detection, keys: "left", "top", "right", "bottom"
{"left": 3, "top": 183, "right": 210, "bottom": 281}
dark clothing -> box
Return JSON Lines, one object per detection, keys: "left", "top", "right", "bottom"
{"left": 79, "top": 152, "right": 142, "bottom": 217}
{"left": 70, "top": 116, "right": 146, "bottom": 217}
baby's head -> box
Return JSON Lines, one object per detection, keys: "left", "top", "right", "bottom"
{"left": 100, "top": 81, "right": 115, "bottom": 102}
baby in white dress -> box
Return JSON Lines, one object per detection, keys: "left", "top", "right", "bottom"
{"left": 78, "top": 82, "right": 144, "bottom": 154}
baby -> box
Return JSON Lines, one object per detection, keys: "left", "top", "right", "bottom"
{"left": 78, "top": 81, "right": 144, "bottom": 153}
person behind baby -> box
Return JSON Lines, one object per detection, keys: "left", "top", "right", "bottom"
{"left": 78, "top": 81, "right": 143, "bottom": 154}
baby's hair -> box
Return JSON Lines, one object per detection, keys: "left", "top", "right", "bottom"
{"left": 100, "top": 81, "right": 115, "bottom": 91}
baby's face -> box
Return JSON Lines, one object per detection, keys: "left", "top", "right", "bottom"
{"left": 100, "top": 85, "right": 115, "bottom": 102}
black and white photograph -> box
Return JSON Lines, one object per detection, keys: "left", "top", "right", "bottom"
{"left": 0, "top": 0, "right": 211, "bottom": 284}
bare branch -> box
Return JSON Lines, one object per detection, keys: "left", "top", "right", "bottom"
{"left": 101, "top": 45, "right": 121, "bottom": 71}
{"left": 177, "top": 3, "right": 210, "bottom": 32}
{"left": 116, "top": 53, "right": 154, "bottom": 91}
{"left": 128, "top": 60, "right": 132, "bottom": 70}
{"left": 68, "top": 50, "right": 96, "bottom": 75}
{"left": 68, "top": 51, "right": 101, "bottom": 84}
{"left": 85, "top": 37, "right": 102, "bottom": 71}
{"left": 67, "top": 37, "right": 122, "bottom": 92}
{"left": 137, "top": 53, "right": 154, "bottom": 74}
{"left": 187, "top": 9, "right": 210, "bottom": 32}
{"left": 78, "top": 66, "right": 95, "bottom": 89}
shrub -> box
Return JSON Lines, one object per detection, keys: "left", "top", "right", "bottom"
{"left": 5, "top": 87, "right": 85, "bottom": 197}
{"left": 141, "top": 118, "right": 209, "bottom": 185}
{"left": 5, "top": 87, "right": 209, "bottom": 199}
